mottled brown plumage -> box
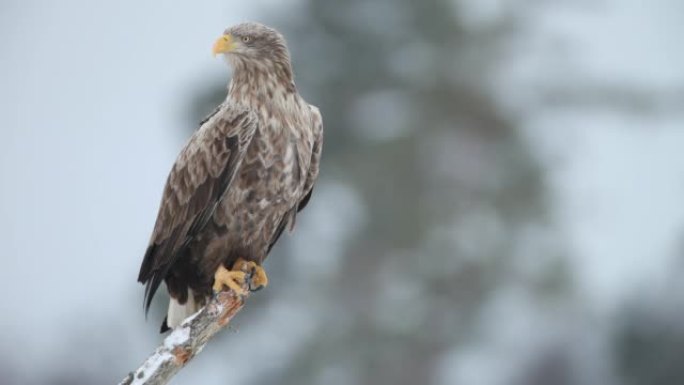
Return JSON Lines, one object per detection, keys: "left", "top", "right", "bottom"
{"left": 138, "top": 22, "right": 323, "bottom": 331}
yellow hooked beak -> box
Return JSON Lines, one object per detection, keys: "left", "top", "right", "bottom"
{"left": 212, "top": 34, "right": 235, "bottom": 56}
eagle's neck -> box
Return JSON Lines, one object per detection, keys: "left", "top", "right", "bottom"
{"left": 227, "top": 58, "right": 296, "bottom": 109}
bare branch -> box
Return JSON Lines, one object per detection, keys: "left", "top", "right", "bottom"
{"left": 119, "top": 291, "right": 247, "bottom": 385}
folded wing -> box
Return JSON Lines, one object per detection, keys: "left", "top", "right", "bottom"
{"left": 138, "top": 106, "right": 258, "bottom": 313}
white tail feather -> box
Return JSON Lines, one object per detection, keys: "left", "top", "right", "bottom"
{"left": 167, "top": 289, "right": 201, "bottom": 329}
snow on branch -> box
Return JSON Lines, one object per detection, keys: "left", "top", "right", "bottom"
{"left": 119, "top": 290, "right": 247, "bottom": 385}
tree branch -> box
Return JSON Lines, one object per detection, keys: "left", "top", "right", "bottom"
{"left": 119, "top": 290, "right": 247, "bottom": 385}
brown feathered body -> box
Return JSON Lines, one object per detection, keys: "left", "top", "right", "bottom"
{"left": 137, "top": 23, "right": 323, "bottom": 330}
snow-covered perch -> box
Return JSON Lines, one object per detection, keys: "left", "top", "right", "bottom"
{"left": 119, "top": 290, "right": 247, "bottom": 385}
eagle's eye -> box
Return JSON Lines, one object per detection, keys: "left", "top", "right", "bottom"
{"left": 242, "top": 36, "right": 251, "bottom": 43}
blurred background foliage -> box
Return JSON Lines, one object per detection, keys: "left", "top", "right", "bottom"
{"left": 1, "top": 0, "right": 684, "bottom": 384}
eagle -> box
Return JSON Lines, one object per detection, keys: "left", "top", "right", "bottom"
{"left": 137, "top": 22, "right": 323, "bottom": 332}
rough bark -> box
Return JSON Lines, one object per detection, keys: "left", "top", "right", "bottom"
{"left": 119, "top": 290, "right": 247, "bottom": 385}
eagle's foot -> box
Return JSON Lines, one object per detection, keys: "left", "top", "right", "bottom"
{"left": 212, "top": 265, "right": 248, "bottom": 296}
{"left": 233, "top": 258, "right": 269, "bottom": 292}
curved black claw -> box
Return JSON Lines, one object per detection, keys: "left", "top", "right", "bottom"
{"left": 244, "top": 266, "right": 261, "bottom": 292}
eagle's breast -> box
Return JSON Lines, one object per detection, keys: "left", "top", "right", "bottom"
{"left": 210, "top": 95, "right": 312, "bottom": 260}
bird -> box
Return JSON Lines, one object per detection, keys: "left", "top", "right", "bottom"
{"left": 137, "top": 22, "right": 323, "bottom": 332}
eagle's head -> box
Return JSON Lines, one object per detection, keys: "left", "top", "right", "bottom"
{"left": 213, "top": 22, "right": 290, "bottom": 68}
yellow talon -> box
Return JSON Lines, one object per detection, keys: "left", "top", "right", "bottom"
{"left": 213, "top": 265, "right": 248, "bottom": 296}
{"left": 251, "top": 265, "right": 268, "bottom": 290}
{"left": 233, "top": 259, "right": 269, "bottom": 291}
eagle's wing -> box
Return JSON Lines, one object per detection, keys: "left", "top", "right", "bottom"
{"left": 268, "top": 105, "right": 323, "bottom": 252}
{"left": 297, "top": 105, "right": 324, "bottom": 212}
{"left": 138, "top": 106, "right": 258, "bottom": 312}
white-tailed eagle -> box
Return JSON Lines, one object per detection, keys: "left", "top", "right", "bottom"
{"left": 137, "top": 22, "right": 323, "bottom": 332}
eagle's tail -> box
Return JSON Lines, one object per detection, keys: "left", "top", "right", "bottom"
{"left": 162, "top": 290, "right": 202, "bottom": 333}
